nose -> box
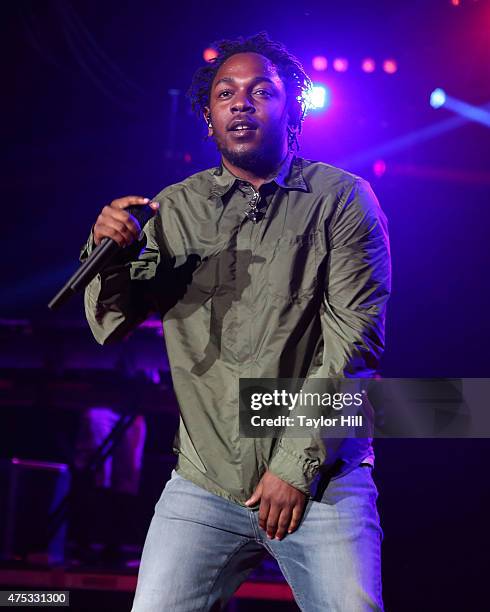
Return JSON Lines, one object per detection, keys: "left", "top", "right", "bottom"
{"left": 231, "top": 91, "right": 255, "bottom": 114}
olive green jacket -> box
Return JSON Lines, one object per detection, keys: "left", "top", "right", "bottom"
{"left": 82, "top": 155, "right": 391, "bottom": 506}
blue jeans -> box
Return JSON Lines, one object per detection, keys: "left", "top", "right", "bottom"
{"left": 132, "top": 465, "right": 383, "bottom": 611}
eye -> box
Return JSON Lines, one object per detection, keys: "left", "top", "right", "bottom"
{"left": 217, "top": 90, "right": 233, "bottom": 99}
{"left": 254, "top": 89, "right": 273, "bottom": 97}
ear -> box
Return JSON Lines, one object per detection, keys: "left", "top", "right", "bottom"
{"left": 204, "top": 106, "right": 213, "bottom": 136}
{"left": 287, "top": 123, "right": 299, "bottom": 149}
{"left": 286, "top": 105, "right": 299, "bottom": 138}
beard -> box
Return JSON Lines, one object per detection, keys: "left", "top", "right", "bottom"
{"left": 216, "top": 129, "right": 287, "bottom": 178}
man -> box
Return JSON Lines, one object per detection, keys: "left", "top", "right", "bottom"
{"left": 82, "top": 33, "right": 390, "bottom": 611}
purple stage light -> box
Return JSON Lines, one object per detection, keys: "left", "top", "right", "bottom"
{"left": 362, "top": 58, "right": 376, "bottom": 73}
{"left": 312, "top": 56, "right": 328, "bottom": 71}
{"left": 383, "top": 59, "right": 398, "bottom": 74}
{"left": 373, "top": 159, "right": 387, "bottom": 177}
{"left": 203, "top": 48, "right": 218, "bottom": 62}
{"left": 333, "top": 58, "right": 349, "bottom": 72}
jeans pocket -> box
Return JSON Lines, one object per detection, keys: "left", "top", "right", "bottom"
{"left": 318, "top": 464, "right": 378, "bottom": 506}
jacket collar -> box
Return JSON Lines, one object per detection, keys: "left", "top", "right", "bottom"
{"left": 210, "top": 153, "right": 309, "bottom": 197}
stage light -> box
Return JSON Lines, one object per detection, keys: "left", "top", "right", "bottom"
{"left": 203, "top": 48, "right": 218, "bottom": 62}
{"left": 338, "top": 100, "right": 490, "bottom": 170}
{"left": 430, "top": 88, "right": 447, "bottom": 109}
{"left": 434, "top": 93, "right": 490, "bottom": 127}
{"left": 312, "top": 56, "right": 328, "bottom": 71}
{"left": 451, "top": 0, "right": 460, "bottom": 6}
{"left": 333, "top": 58, "right": 348, "bottom": 72}
{"left": 373, "top": 160, "right": 387, "bottom": 177}
{"left": 361, "top": 58, "right": 376, "bottom": 73}
{"left": 307, "top": 85, "right": 331, "bottom": 110}
{"left": 383, "top": 59, "right": 398, "bottom": 74}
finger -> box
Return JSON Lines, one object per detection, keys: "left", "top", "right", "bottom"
{"left": 287, "top": 504, "right": 304, "bottom": 534}
{"left": 257, "top": 498, "right": 270, "bottom": 533}
{"left": 99, "top": 215, "right": 138, "bottom": 243}
{"left": 111, "top": 196, "right": 149, "bottom": 210}
{"left": 245, "top": 482, "right": 263, "bottom": 507}
{"left": 265, "top": 504, "right": 281, "bottom": 540}
{"left": 94, "top": 222, "right": 130, "bottom": 247}
{"left": 127, "top": 214, "right": 144, "bottom": 238}
{"left": 275, "top": 508, "right": 292, "bottom": 540}
{"left": 100, "top": 207, "right": 141, "bottom": 237}
{"left": 111, "top": 218, "right": 140, "bottom": 243}
{"left": 97, "top": 213, "right": 142, "bottom": 244}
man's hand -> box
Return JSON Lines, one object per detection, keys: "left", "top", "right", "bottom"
{"left": 93, "top": 196, "right": 159, "bottom": 247}
{"left": 245, "top": 471, "right": 306, "bottom": 540}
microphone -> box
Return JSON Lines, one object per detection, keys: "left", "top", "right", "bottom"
{"left": 48, "top": 204, "right": 155, "bottom": 311}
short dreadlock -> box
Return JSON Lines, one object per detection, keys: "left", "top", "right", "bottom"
{"left": 187, "top": 32, "right": 312, "bottom": 144}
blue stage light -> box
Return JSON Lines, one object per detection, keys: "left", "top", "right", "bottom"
{"left": 430, "top": 88, "right": 447, "bottom": 109}
{"left": 308, "top": 85, "right": 331, "bottom": 110}
{"left": 430, "top": 89, "right": 490, "bottom": 126}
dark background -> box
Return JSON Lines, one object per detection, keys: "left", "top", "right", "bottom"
{"left": 1, "top": 1, "right": 490, "bottom": 610}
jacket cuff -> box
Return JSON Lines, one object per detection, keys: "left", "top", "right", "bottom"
{"left": 267, "top": 442, "right": 321, "bottom": 495}
{"left": 79, "top": 228, "right": 96, "bottom": 262}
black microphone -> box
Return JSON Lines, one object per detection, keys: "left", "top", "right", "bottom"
{"left": 48, "top": 204, "right": 156, "bottom": 311}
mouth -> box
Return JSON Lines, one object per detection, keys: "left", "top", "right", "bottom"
{"left": 227, "top": 119, "right": 258, "bottom": 132}
{"left": 229, "top": 125, "right": 257, "bottom": 132}
{"left": 227, "top": 121, "right": 258, "bottom": 142}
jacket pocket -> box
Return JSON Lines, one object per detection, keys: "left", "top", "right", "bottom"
{"left": 267, "top": 231, "right": 320, "bottom": 302}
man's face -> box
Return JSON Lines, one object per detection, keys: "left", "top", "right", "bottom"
{"left": 206, "top": 52, "right": 290, "bottom": 174}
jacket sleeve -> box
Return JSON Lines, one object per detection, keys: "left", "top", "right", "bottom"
{"left": 267, "top": 178, "right": 392, "bottom": 493}
{"left": 82, "top": 210, "right": 167, "bottom": 345}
